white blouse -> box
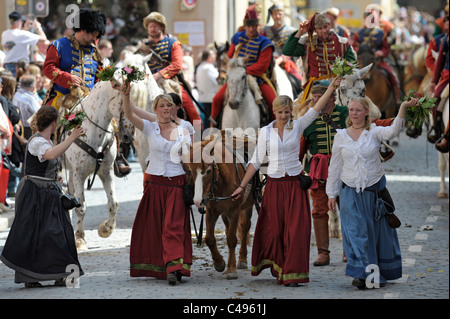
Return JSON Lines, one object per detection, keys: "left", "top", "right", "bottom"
{"left": 143, "top": 119, "right": 191, "bottom": 177}
{"left": 28, "top": 136, "right": 53, "bottom": 162}
{"left": 144, "top": 119, "right": 194, "bottom": 165}
{"left": 249, "top": 107, "right": 319, "bottom": 178}
{"left": 326, "top": 117, "right": 405, "bottom": 198}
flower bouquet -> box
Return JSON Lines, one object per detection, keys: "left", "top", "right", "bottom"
{"left": 401, "top": 90, "right": 437, "bottom": 128}
{"left": 330, "top": 57, "right": 356, "bottom": 77}
{"left": 121, "top": 65, "right": 145, "bottom": 85}
{"left": 60, "top": 110, "right": 87, "bottom": 131}
{"left": 97, "top": 62, "right": 119, "bottom": 86}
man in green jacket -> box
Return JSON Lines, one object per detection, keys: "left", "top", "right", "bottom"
{"left": 282, "top": 12, "right": 356, "bottom": 105}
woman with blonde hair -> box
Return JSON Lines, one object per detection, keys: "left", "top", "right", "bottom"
{"left": 327, "top": 96, "right": 419, "bottom": 289}
{"left": 232, "top": 77, "right": 342, "bottom": 287}
{"left": 116, "top": 82, "right": 193, "bottom": 286}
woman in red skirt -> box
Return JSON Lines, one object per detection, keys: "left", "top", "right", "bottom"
{"left": 116, "top": 82, "right": 192, "bottom": 285}
{"left": 232, "top": 77, "right": 342, "bottom": 286}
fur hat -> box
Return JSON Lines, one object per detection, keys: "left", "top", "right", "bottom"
{"left": 314, "top": 12, "right": 331, "bottom": 28}
{"left": 143, "top": 12, "right": 167, "bottom": 33}
{"left": 73, "top": 8, "right": 106, "bottom": 38}
{"left": 306, "top": 12, "right": 330, "bottom": 51}
{"left": 244, "top": 7, "right": 260, "bottom": 26}
{"left": 325, "top": 7, "right": 340, "bottom": 18}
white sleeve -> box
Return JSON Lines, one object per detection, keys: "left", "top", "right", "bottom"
{"left": 28, "top": 136, "right": 53, "bottom": 162}
{"left": 373, "top": 117, "right": 405, "bottom": 142}
{"left": 249, "top": 127, "right": 268, "bottom": 171}
{"left": 294, "top": 107, "right": 319, "bottom": 133}
{"left": 326, "top": 132, "right": 344, "bottom": 198}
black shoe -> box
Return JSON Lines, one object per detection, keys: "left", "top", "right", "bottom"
{"left": 284, "top": 283, "right": 299, "bottom": 287}
{"left": 352, "top": 278, "right": 366, "bottom": 290}
{"left": 168, "top": 272, "right": 178, "bottom": 286}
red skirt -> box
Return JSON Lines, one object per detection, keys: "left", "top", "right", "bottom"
{"left": 251, "top": 175, "right": 311, "bottom": 285}
{"left": 130, "top": 174, "right": 192, "bottom": 279}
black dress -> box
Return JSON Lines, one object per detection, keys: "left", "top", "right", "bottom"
{"left": 0, "top": 133, "right": 83, "bottom": 284}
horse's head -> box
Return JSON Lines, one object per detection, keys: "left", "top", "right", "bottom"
{"left": 357, "top": 44, "right": 376, "bottom": 68}
{"left": 215, "top": 41, "right": 230, "bottom": 85}
{"left": 226, "top": 58, "right": 248, "bottom": 110}
{"left": 337, "top": 64, "right": 372, "bottom": 106}
{"left": 181, "top": 134, "right": 222, "bottom": 208}
{"left": 106, "top": 83, "right": 135, "bottom": 144}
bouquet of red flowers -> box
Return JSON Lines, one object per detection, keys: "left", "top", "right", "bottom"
{"left": 60, "top": 110, "right": 87, "bottom": 131}
{"left": 401, "top": 90, "right": 437, "bottom": 128}
{"left": 121, "top": 65, "right": 145, "bottom": 85}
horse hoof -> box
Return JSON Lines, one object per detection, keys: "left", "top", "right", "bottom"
{"left": 214, "top": 261, "right": 226, "bottom": 273}
{"left": 76, "top": 238, "right": 88, "bottom": 252}
{"left": 226, "top": 271, "right": 238, "bottom": 280}
{"left": 98, "top": 221, "right": 113, "bottom": 238}
{"left": 438, "top": 192, "right": 448, "bottom": 199}
{"left": 237, "top": 261, "right": 248, "bottom": 269}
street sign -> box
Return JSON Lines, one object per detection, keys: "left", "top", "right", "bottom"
{"left": 34, "top": 0, "right": 49, "bottom": 17}
{"left": 14, "top": 0, "right": 49, "bottom": 18}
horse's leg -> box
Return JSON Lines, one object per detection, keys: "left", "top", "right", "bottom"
{"left": 328, "top": 209, "right": 342, "bottom": 239}
{"left": 237, "top": 207, "right": 252, "bottom": 270}
{"left": 222, "top": 214, "right": 238, "bottom": 279}
{"left": 72, "top": 172, "right": 88, "bottom": 251}
{"left": 437, "top": 152, "right": 448, "bottom": 198}
{"left": 97, "top": 169, "right": 118, "bottom": 238}
{"left": 204, "top": 208, "right": 226, "bottom": 273}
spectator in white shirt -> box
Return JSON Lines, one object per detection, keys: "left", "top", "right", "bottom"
{"left": 231, "top": 77, "right": 342, "bottom": 287}
{"left": 195, "top": 49, "right": 219, "bottom": 128}
{"left": 326, "top": 96, "right": 419, "bottom": 289}
{"left": 1, "top": 11, "right": 47, "bottom": 77}
{"left": 12, "top": 75, "right": 42, "bottom": 139}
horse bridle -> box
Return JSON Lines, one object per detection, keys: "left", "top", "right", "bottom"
{"left": 200, "top": 160, "right": 239, "bottom": 206}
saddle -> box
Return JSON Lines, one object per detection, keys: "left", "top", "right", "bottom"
{"left": 58, "top": 86, "right": 90, "bottom": 110}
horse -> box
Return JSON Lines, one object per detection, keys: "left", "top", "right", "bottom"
{"left": 61, "top": 80, "right": 135, "bottom": 251}
{"left": 403, "top": 45, "right": 428, "bottom": 94}
{"left": 214, "top": 41, "right": 229, "bottom": 87}
{"left": 221, "top": 57, "right": 261, "bottom": 130}
{"left": 357, "top": 45, "right": 399, "bottom": 119}
{"left": 120, "top": 52, "right": 163, "bottom": 172}
{"left": 181, "top": 130, "right": 255, "bottom": 279}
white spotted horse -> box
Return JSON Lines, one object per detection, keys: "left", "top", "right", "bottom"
{"left": 61, "top": 80, "right": 135, "bottom": 251}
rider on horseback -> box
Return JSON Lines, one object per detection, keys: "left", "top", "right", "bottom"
{"left": 282, "top": 12, "right": 356, "bottom": 104}
{"left": 352, "top": 10, "right": 401, "bottom": 104}
{"left": 211, "top": 8, "right": 277, "bottom": 126}
{"left": 261, "top": 4, "right": 302, "bottom": 94}
{"left": 42, "top": 8, "right": 131, "bottom": 176}
{"left": 139, "top": 12, "right": 202, "bottom": 126}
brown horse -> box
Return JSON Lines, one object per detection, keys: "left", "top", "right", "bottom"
{"left": 214, "top": 41, "right": 230, "bottom": 86}
{"left": 403, "top": 45, "right": 428, "bottom": 94}
{"left": 357, "top": 46, "right": 399, "bottom": 119}
{"left": 181, "top": 130, "right": 255, "bottom": 279}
